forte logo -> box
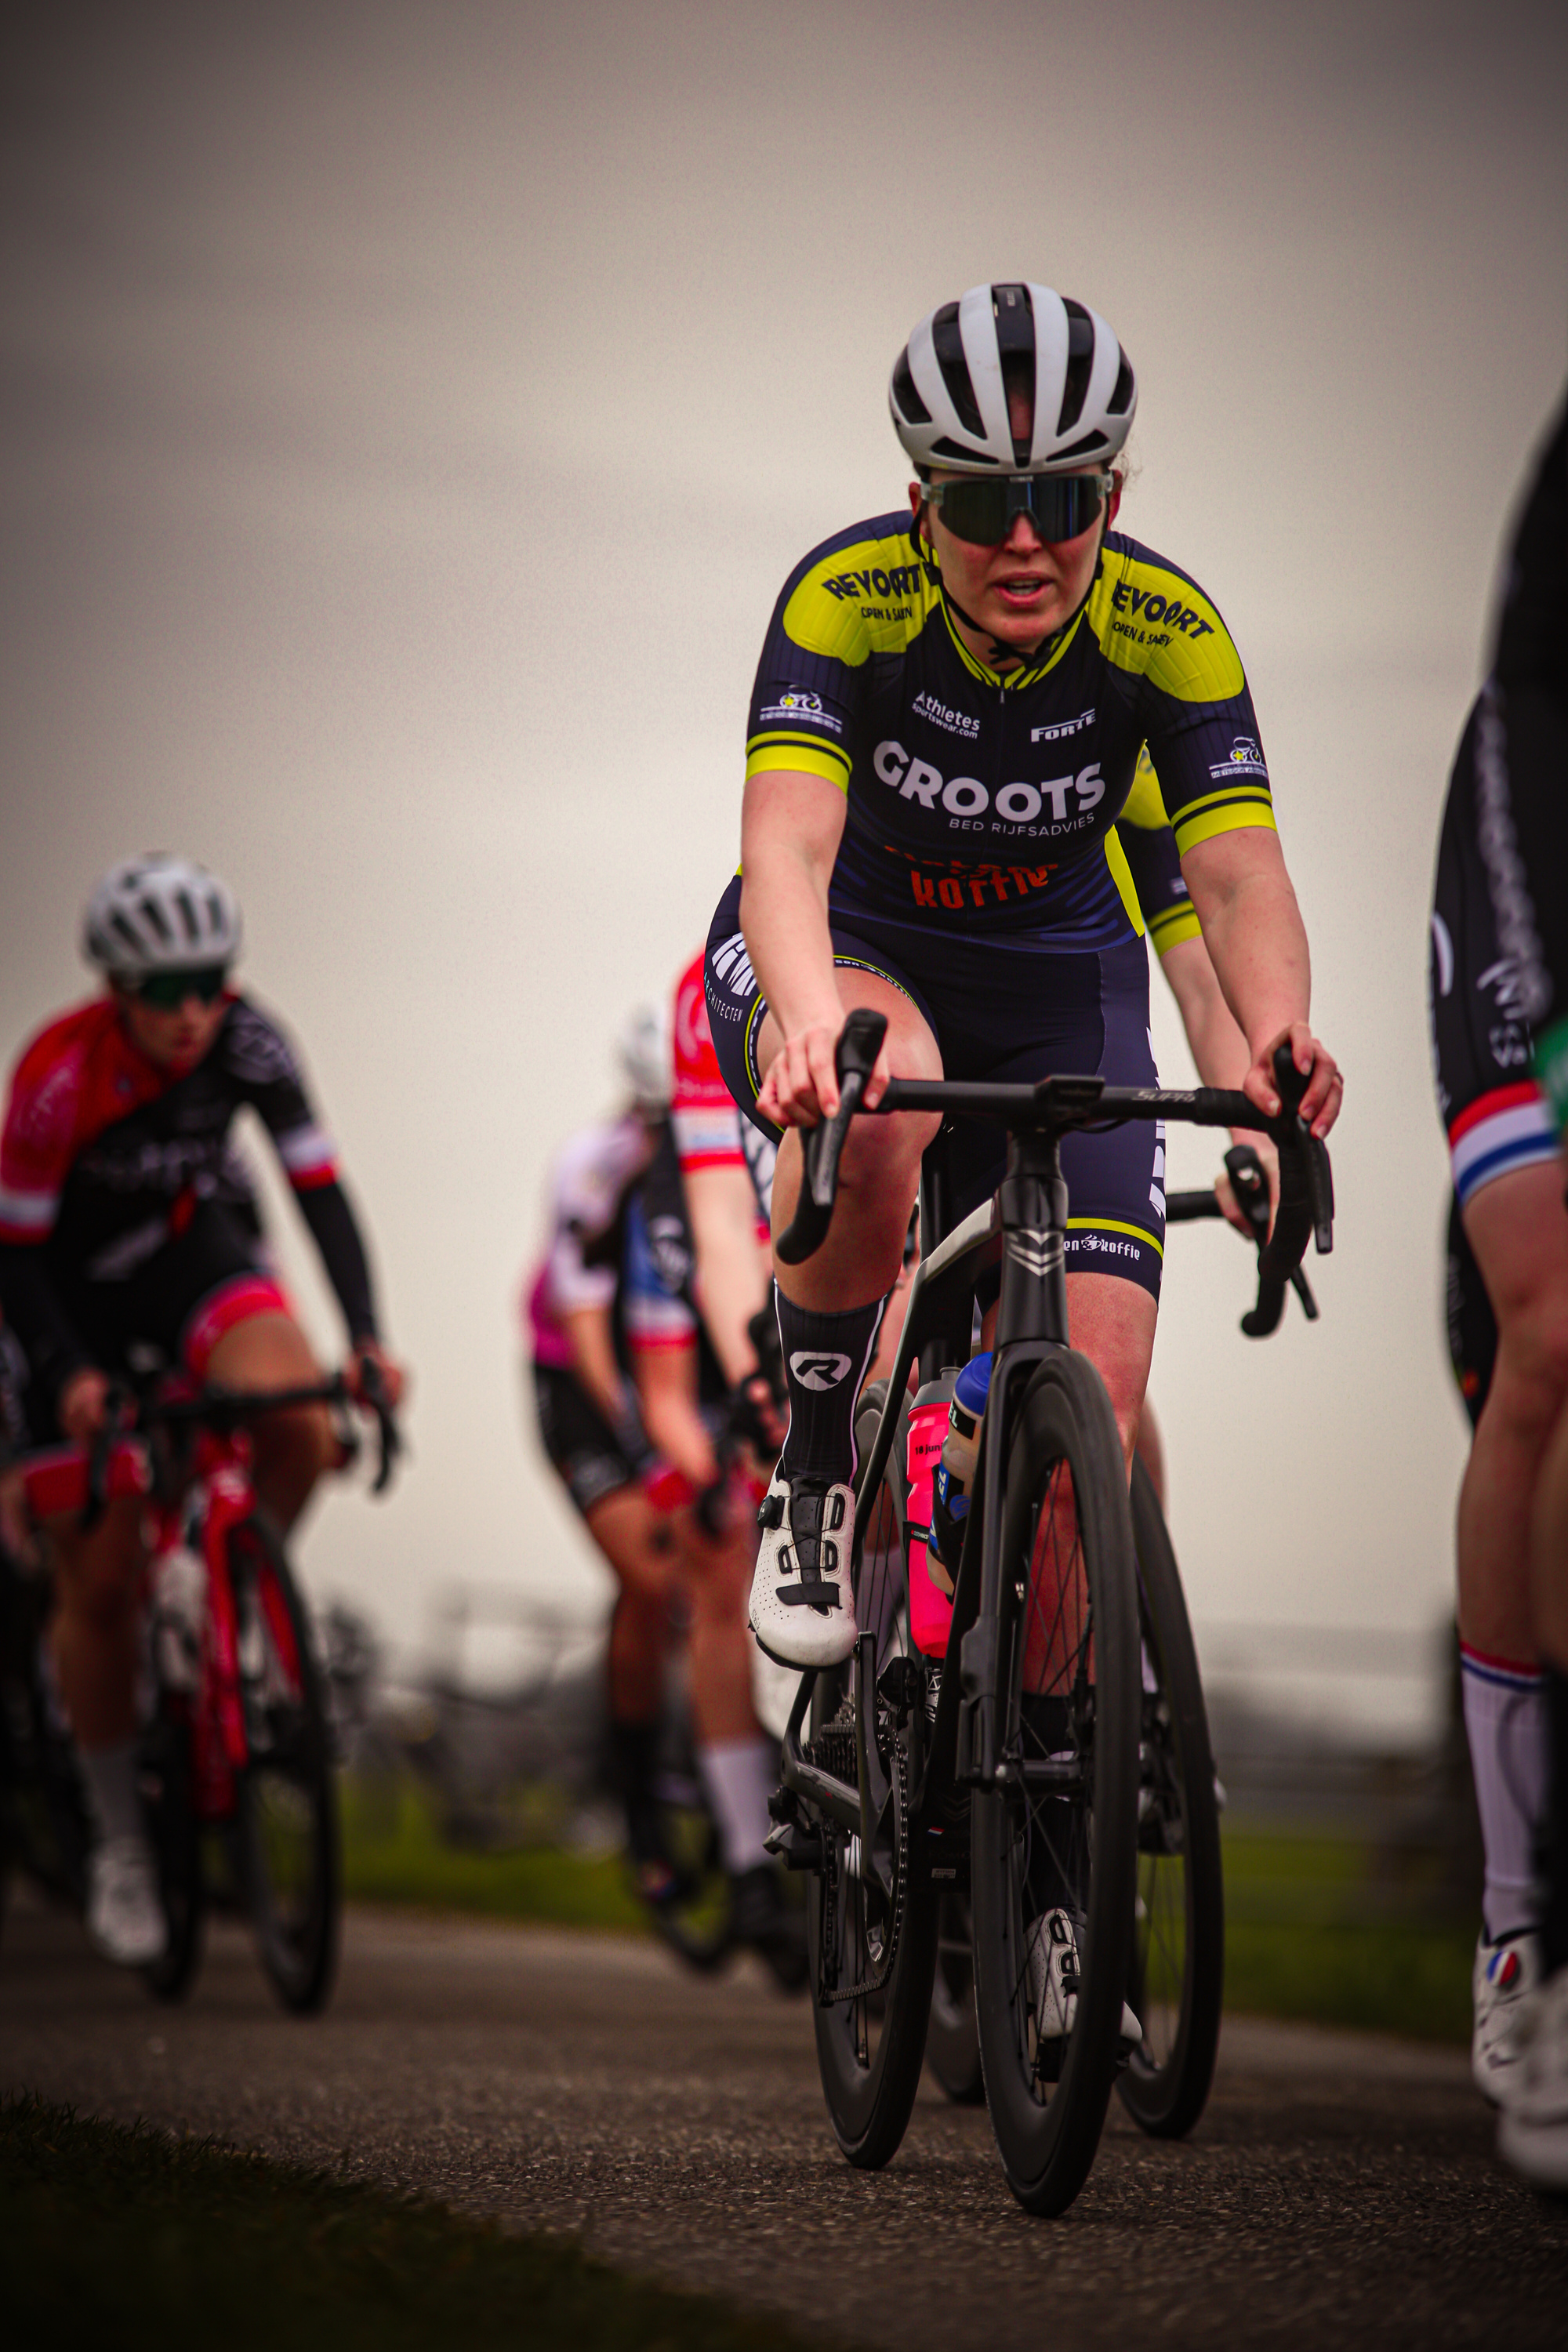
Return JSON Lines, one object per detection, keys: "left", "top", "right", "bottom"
{"left": 873, "top": 739, "right": 1104, "bottom": 827}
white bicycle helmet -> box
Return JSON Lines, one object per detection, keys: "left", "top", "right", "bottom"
{"left": 616, "top": 1004, "right": 670, "bottom": 1112}
{"left": 890, "top": 282, "right": 1136, "bottom": 474}
{"left": 82, "top": 854, "right": 242, "bottom": 978}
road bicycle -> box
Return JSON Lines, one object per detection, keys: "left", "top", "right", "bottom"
{"left": 0, "top": 1371, "right": 397, "bottom": 2013}
{"left": 916, "top": 1148, "right": 1317, "bottom": 2130}
{"left": 764, "top": 1014, "right": 1333, "bottom": 2214}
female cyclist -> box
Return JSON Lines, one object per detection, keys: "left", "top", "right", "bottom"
{"left": 702, "top": 280, "right": 1341, "bottom": 1671}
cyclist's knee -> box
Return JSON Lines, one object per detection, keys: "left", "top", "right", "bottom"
{"left": 1490, "top": 1301, "right": 1568, "bottom": 1437}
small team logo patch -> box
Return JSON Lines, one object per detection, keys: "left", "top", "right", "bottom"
{"left": 789, "top": 1351, "right": 852, "bottom": 1391}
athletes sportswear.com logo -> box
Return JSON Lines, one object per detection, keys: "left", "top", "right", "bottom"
{"left": 789, "top": 1350, "right": 852, "bottom": 1390}
{"left": 912, "top": 691, "right": 981, "bottom": 740}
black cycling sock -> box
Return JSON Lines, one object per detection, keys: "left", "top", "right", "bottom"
{"left": 775, "top": 1287, "right": 886, "bottom": 1483}
{"left": 1539, "top": 1668, "right": 1568, "bottom": 1976}
{"left": 608, "top": 1716, "right": 662, "bottom": 1860}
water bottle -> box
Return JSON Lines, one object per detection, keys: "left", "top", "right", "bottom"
{"left": 931, "top": 1351, "right": 993, "bottom": 1591}
{"left": 906, "top": 1370, "right": 956, "bottom": 1658}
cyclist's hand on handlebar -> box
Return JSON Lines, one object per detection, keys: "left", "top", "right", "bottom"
{"left": 757, "top": 1018, "right": 895, "bottom": 1128}
{"left": 1242, "top": 1021, "right": 1343, "bottom": 1139}
{"left": 347, "top": 1341, "right": 406, "bottom": 1414}
{"left": 58, "top": 1367, "right": 114, "bottom": 1446}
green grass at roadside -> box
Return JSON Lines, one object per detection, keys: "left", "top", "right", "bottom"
{"left": 341, "top": 1780, "right": 646, "bottom": 1934}
{"left": 340, "top": 1781, "right": 1476, "bottom": 2044}
{"left": 0, "top": 2095, "right": 835, "bottom": 2352}
{"left": 1221, "top": 1826, "right": 1475, "bottom": 2044}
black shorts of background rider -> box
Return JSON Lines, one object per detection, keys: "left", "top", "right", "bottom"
{"left": 704, "top": 874, "right": 1165, "bottom": 1301}
{"left": 532, "top": 1363, "right": 644, "bottom": 1518}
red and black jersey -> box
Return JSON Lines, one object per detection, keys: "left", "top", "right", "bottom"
{"left": 0, "top": 992, "right": 376, "bottom": 1403}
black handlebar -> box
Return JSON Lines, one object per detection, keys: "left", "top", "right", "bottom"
{"left": 771, "top": 1025, "right": 1334, "bottom": 1343}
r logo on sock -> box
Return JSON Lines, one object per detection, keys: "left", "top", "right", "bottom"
{"left": 789, "top": 1352, "right": 853, "bottom": 1391}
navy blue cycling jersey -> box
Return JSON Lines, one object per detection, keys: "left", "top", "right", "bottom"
{"left": 742, "top": 512, "right": 1274, "bottom": 950}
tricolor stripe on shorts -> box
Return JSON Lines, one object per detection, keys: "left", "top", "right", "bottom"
{"left": 1449, "top": 1081, "right": 1559, "bottom": 1206}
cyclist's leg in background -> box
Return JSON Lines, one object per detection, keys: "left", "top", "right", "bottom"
{"left": 201, "top": 1312, "right": 334, "bottom": 1534}
{"left": 1457, "top": 1169, "right": 1567, "bottom": 1946}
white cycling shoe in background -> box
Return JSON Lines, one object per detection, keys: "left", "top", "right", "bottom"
{"left": 750, "top": 1466, "right": 857, "bottom": 1670}
{"left": 1472, "top": 1929, "right": 1543, "bottom": 2105}
{"left": 1497, "top": 1964, "right": 1568, "bottom": 2190}
{"left": 85, "top": 1835, "right": 167, "bottom": 1968}
{"left": 1028, "top": 1907, "right": 1142, "bottom": 2053}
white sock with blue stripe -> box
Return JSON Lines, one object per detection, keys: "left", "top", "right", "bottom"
{"left": 1461, "top": 1642, "right": 1548, "bottom": 1943}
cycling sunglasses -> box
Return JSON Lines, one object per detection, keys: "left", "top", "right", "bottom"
{"left": 136, "top": 965, "right": 230, "bottom": 1009}
{"left": 921, "top": 470, "right": 1116, "bottom": 548}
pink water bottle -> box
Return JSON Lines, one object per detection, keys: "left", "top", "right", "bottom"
{"left": 906, "top": 1372, "right": 956, "bottom": 1657}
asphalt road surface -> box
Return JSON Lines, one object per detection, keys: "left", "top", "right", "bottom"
{"left": 5, "top": 1889, "right": 1568, "bottom": 2350}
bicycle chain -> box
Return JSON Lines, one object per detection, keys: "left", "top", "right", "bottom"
{"left": 819, "top": 1704, "right": 909, "bottom": 2007}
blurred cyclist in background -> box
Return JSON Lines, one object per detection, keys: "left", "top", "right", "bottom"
{"left": 0, "top": 854, "right": 405, "bottom": 1967}
{"left": 525, "top": 1007, "right": 802, "bottom": 1979}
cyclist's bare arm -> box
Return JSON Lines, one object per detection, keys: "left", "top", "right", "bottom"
{"left": 684, "top": 1161, "right": 771, "bottom": 1387}
{"left": 1159, "top": 930, "right": 1279, "bottom": 1234}
{"left": 1181, "top": 826, "right": 1341, "bottom": 1136}
{"left": 740, "top": 770, "right": 895, "bottom": 1123}
{"left": 630, "top": 1336, "right": 719, "bottom": 1492}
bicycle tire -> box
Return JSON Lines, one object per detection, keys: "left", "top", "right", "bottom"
{"left": 230, "top": 1515, "right": 341, "bottom": 2015}
{"left": 139, "top": 1698, "right": 205, "bottom": 2003}
{"left": 807, "top": 1384, "right": 938, "bottom": 2169}
{"left": 971, "top": 1349, "right": 1141, "bottom": 2217}
{"left": 1116, "top": 1454, "right": 1224, "bottom": 2138}
{"left": 926, "top": 1893, "right": 985, "bottom": 2103}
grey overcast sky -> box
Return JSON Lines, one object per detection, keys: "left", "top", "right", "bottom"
{"left": 2, "top": 0, "right": 1565, "bottom": 1733}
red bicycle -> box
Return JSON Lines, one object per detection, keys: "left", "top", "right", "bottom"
{"left": 9, "top": 1372, "right": 398, "bottom": 2013}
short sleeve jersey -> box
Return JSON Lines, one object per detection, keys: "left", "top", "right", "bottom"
{"left": 745, "top": 517, "right": 1273, "bottom": 946}
{"left": 0, "top": 993, "right": 336, "bottom": 1279}
{"left": 1115, "top": 747, "right": 1203, "bottom": 959}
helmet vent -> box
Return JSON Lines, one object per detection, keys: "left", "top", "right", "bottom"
{"left": 174, "top": 889, "right": 201, "bottom": 942}
{"left": 139, "top": 895, "right": 173, "bottom": 945}
{"left": 927, "top": 436, "right": 1000, "bottom": 467}
{"left": 1057, "top": 299, "right": 1095, "bottom": 437}
{"left": 891, "top": 352, "right": 930, "bottom": 427}
{"left": 1108, "top": 350, "right": 1135, "bottom": 416}
{"left": 931, "top": 302, "right": 983, "bottom": 438}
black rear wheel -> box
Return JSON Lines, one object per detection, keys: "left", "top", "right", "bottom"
{"left": 230, "top": 1516, "right": 340, "bottom": 2015}
{"left": 807, "top": 1384, "right": 938, "bottom": 2169}
{"left": 1116, "top": 1454, "right": 1224, "bottom": 2138}
{"left": 971, "top": 1351, "right": 1141, "bottom": 2217}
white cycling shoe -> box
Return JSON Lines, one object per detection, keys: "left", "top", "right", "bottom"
{"left": 1497, "top": 1963, "right": 1568, "bottom": 2190}
{"left": 85, "top": 1835, "right": 168, "bottom": 1968}
{"left": 1472, "top": 1929, "right": 1543, "bottom": 2105}
{"left": 750, "top": 1467, "right": 857, "bottom": 1670}
{"left": 1027, "top": 1907, "right": 1142, "bottom": 2053}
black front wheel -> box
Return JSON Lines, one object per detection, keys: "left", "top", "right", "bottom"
{"left": 1116, "top": 1455, "right": 1224, "bottom": 2138}
{"left": 971, "top": 1351, "right": 1141, "bottom": 2217}
{"left": 230, "top": 1516, "right": 340, "bottom": 2015}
